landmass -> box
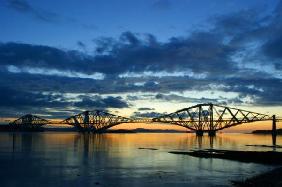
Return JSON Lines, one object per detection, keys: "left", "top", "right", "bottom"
{"left": 232, "top": 167, "right": 282, "bottom": 187}
{"left": 252, "top": 129, "right": 282, "bottom": 134}
{"left": 246, "top": 144, "right": 282, "bottom": 148}
{"left": 0, "top": 125, "right": 190, "bottom": 133}
{"left": 169, "top": 149, "right": 282, "bottom": 186}
{"left": 138, "top": 147, "right": 158, "bottom": 150}
{"left": 106, "top": 128, "right": 190, "bottom": 133}
{"left": 169, "top": 149, "right": 282, "bottom": 165}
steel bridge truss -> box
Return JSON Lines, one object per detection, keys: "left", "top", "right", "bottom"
{"left": 9, "top": 114, "right": 49, "bottom": 129}
{"left": 152, "top": 103, "right": 271, "bottom": 132}
{"left": 61, "top": 110, "right": 131, "bottom": 132}
{"left": 8, "top": 104, "right": 275, "bottom": 133}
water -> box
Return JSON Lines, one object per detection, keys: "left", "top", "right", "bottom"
{"left": 0, "top": 132, "right": 280, "bottom": 187}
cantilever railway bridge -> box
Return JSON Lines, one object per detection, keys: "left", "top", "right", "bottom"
{"left": 8, "top": 103, "right": 281, "bottom": 135}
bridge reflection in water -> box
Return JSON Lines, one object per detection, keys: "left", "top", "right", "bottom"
{"left": 7, "top": 133, "right": 281, "bottom": 156}
{"left": 9, "top": 103, "right": 280, "bottom": 137}
{"left": 0, "top": 132, "right": 278, "bottom": 186}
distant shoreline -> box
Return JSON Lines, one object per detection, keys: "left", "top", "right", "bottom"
{"left": 0, "top": 125, "right": 191, "bottom": 133}
{"left": 252, "top": 129, "right": 282, "bottom": 135}
{"left": 105, "top": 128, "right": 191, "bottom": 133}
{"left": 2, "top": 124, "right": 282, "bottom": 134}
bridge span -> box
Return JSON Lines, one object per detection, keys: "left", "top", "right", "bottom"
{"left": 8, "top": 103, "right": 281, "bottom": 135}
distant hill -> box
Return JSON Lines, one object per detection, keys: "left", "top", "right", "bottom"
{"left": 106, "top": 128, "right": 191, "bottom": 133}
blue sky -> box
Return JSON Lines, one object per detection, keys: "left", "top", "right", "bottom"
{"left": 0, "top": 0, "right": 282, "bottom": 119}
{"left": 0, "top": 0, "right": 277, "bottom": 49}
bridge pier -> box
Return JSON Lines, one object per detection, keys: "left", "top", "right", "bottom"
{"left": 272, "top": 115, "right": 277, "bottom": 146}
{"left": 272, "top": 115, "right": 277, "bottom": 136}
{"left": 195, "top": 130, "right": 216, "bottom": 136}
{"left": 208, "top": 130, "right": 216, "bottom": 136}
{"left": 195, "top": 130, "right": 204, "bottom": 136}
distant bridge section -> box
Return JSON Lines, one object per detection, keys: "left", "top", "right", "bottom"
{"left": 9, "top": 114, "right": 49, "bottom": 130}
{"left": 152, "top": 103, "right": 273, "bottom": 135}
{"left": 60, "top": 110, "right": 132, "bottom": 132}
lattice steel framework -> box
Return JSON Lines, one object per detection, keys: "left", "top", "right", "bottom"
{"left": 152, "top": 103, "right": 272, "bottom": 131}
{"left": 61, "top": 110, "right": 131, "bottom": 132}
{"left": 9, "top": 104, "right": 277, "bottom": 133}
{"left": 9, "top": 114, "right": 49, "bottom": 128}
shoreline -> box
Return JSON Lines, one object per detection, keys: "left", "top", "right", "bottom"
{"left": 169, "top": 149, "right": 282, "bottom": 165}
{"left": 0, "top": 125, "right": 191, "bottom": 133}
{"left": 169, "top": 149, "right": 282, "bottom": 186}
{"left": 232, "top": 167, "right": 282, "bottom": 187}
{"left": 252, "top": 129, "right": 282, "bottom": 135}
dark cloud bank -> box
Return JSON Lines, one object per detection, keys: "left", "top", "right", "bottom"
{"left": 1, "top": 1, "right": 282, "bottom": 118}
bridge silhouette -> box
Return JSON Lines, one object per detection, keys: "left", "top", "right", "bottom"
{"left": 9, "top": 103, "right": 280, "bottom": 135}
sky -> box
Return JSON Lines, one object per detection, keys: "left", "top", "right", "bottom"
{"left": 0, "top": 0, "right": 282, "bottom": 129}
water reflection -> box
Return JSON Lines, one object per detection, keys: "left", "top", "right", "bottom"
{"left": 0, "top": 132, "right": 280, "bottom": 187}
{"left": 7, "top": 132, "right": 282, "bottom": 155}
{"left": 273, "top": 133, "right": 277, "bottom": 146}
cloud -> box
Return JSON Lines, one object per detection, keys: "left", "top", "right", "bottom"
{"left": 5, "top": 0, "right": 60, "bottom": 22}
{"left": 93, "top": 31, "right": 236, "bottom": 76}
{"left": 152, "top": 0, "right": 171, "bottom": 10}
{"left": 0, "top": 86, "right": 71, "bottom": 117}
{"left": 0, "top": 85, "right": 129, "bottom": 118}
{"left": 87, "top": 29, "right": 236, "bottom": 76}
{"left": 2, "top": 1, "right": 282, "bottom": 118}
{"left": 155, "top": 93, "right": 222, "bottom": 104}
{"left": 221, "top": 77, "right": 282, "bottom": 106}
{"left": 0, "top": 29, "right": 237, "bottom": 77}
{"left": 4, "top": 0, "right": 98, "bottom": 29}
{"left": 213, "top": 8, "right": 264, "bottom": 37}
{"left": 262, "top": 36, "right": 282, "bottom": 60}
{"left": 212, "top": 1, "right": 282, "bottom": 70}
{"left": 138, "top": 107, "right": 155, "bottom": 111}
{"left": 131, "top": 111, "right": 163, "bottom": 118}
{"left": 0, "top": 86, "right": 67, "bottom": 108}
{"left": 77, "top": 41, "right": 87, "bottom": 52}
{"left": 0, "top": 42, "right": 96, "bottom": 74}
{"left": 74, "top": 95, "right": 129, "bottom": 109}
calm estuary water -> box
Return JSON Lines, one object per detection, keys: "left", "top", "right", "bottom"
{"left": 0, "top": 132, "right": 280, "bottom": 187}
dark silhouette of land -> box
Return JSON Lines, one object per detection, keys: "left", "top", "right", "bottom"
{"left": 169, "top": 149, "right": 282, "bottom": 165}
{"left": 0, "top": 124, "right": 190, "bottom": 133}
{"left": 170, "top": 149, "right": 282, "bottom": 186}
{"left": 252, "top": 129, "right": 282, "bottom": 135}
{"left": 106, "top": 128, "right": 190, "bottom": 133}
{"left": 232, "top": 167, "right": 282, "bottom": 187}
